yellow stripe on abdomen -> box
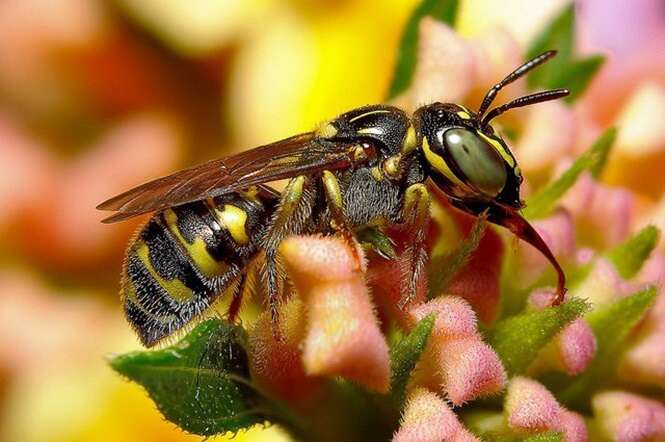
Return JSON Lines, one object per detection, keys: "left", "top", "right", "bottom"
{"left": 215, "top": 204, "right": 250, "bottom": 245}
{"left": 163, "top": 209, "right": 229, "bottom": 279}
{"left": 136, "top": 242, "right": 195, "bottom": 303}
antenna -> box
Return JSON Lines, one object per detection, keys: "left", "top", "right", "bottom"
{"left": 481, "top": 88, "right": 570, "bottom": 126}
{"left": 477, "top": 50, "right": 558, "bottom": 118}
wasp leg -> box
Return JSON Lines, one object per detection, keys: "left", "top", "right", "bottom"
{"left": 260, "top": 176, "right": 316, "bottom": 329}
{"left": 398, "top": 183, "right": 431, "bottom": 309}
{"left": 322, "top": 170, "right": 362, "bottom": 269}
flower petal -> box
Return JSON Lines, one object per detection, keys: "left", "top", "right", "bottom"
{"left": 280, "top": 235, "right": 390, "bottom": 392}
{"left": 559, "top": 409, "right": 588, "bottom": 442}
{"left": 618, "top": 328, "right": 665, "bottom": 389}
{"left": 592, "top": 391, "right": 665, "bottom": 442}
{"left": 408, "top": 296, "right": 478, "bottom": 341}
{"left": 517, "top": 100, "right": 578, "bottom": 175}
{"left": 393, "top": 388, "right": 473, "bottom": 442}
{"left": 505, "top": 377, "right": 562, "bottom": 433}
{"left": 406, "top": 17, "right": 476, "bottom": 109}
{"left": 573, "top": 258, "right": 641, "bottom": 307}
{"left": 248, "top": 297, "right": 321, "bottom": 403}
{"left": 440, "top": 338, "right": 506, "bottom": 405}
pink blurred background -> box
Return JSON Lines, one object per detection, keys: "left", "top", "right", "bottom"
{"left": 0, "top": 1, "right": 663, "bottom": 441}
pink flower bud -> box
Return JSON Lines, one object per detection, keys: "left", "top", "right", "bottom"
{"left": 574, "top": 258, "right": 641, "bottom": 307}
{"left": 408, "top": 296, "right": 478, "bottom": 341}
{"left": 587, "top": 185, "right": 634, "bottom": 247}
{"left": 529, "top": 317, "right": 597, "bottom": 376}
{"left": 440, "top": 338, "right": 506, "bottom": 405}
{"left": 560, "top": 171, "right": 596, "bottom": 217}
{"left": 248, "top": 298, "right": 321, "bottom": 403}
{"left": 592, "top": 391, "right": 665, "bottom": 442}
{"left": 516, "top": 100, "right": 577, "bottom": 175}
{"left": 505, "top": 377, "right": 562, "bottom": 433}
{"left": 527, "top": 287, "right": 559, "bottom": 310}
{"left": 558, "top": 410, "right": 588, "bottom": 442}
{"left": 469, "top": 27, "right": 524, "bottom": 109}
{"left": 366, "top": 226, "right": 429, "bottom": 327}
{"left": 453, "top": 429, "right": 481, "bottom": 442}
{"left": 553, "top": 319, "right": 597, "bottom": 376}
{"left": 618, "top": 329, "right": 665, "bottom": 389}
{"left": 576, "top": 248, "right": 596, "bottom": 266}
{"left": 560, "top": 171, "right": 635, "bottom": 248}
{"left": 406, "top": 18, "right": 476, "bottom": 109}
{"left": 280, "top": 235, "right": 390, "bottom": 392}
{"left": 636, "top": 252, "right": 665, "bottom": 331}
{"left": 393, "top": 388, "right": 478, "bottom": 442}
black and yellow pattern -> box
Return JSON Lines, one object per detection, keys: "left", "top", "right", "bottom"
{"left": 102, "top": 51, "right": 572, "bottom": 346}
{"left": 122, "top": 190, "right": 276, "bottom": 347}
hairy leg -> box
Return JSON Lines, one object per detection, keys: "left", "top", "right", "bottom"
{"left": 398, "top": 183, "right": 430, "bottom": 309}
{"left": 260, "top": 176, "right": 317, "bottom": 328}
{"left": 321, "top": 170, "right": 362, "bottom": 268}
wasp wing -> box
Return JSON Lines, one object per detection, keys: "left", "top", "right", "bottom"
{"left": 97, "top": 133, "right": 367, "bottom": 223}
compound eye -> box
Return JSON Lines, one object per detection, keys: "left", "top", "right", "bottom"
{"left": 443, "top": 128, "right": 507, "bottom": 197}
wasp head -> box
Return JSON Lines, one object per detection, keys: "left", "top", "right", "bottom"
{"left": 415, "top": 51, "right": 570, "bottom": 304}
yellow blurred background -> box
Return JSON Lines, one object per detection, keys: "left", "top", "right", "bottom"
{"left": 1, "top": 0, "right": 663, "bottom": 441}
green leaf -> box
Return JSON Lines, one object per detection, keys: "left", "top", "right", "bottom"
{"left": 486, "top": 298, "right": 590, "bottom": 376}
{"left": 428, "top": 215, "right": 487, "bottom": 297}
{"left": 390, "top": 314, "right": 435, "bottom": 404}
{"left": 480, "top": 431, "right": 563, "bottom": 442}
{"left": 558, "top": 56, "right": 606, "bottom": 103}
{"left": 524, "top": 433, "right": 564, "bottom": 442}
{"left": 387, "top": 0, "right": 459, "bottom": 99}
{"left": 526, "top": 3, "right": 604, "bottom": 103}
{"left": 523, "top": 127, "right": 616, "bottom": 219}
{"left": 110, "top": 319, "right": 264, "bottom": 436}
{"left": 586, "top": 127, "right": 617, "bottom": 179}
{"left": 526, "top": 3, "right": 574, "bottom": 89}
{"left": 605, "top": 225, "right": 660, "bottom": 279}
{"left": 557, "top": 287, "right": 657, "bottom": 410}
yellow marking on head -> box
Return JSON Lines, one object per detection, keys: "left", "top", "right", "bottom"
{"left": 136, "top": 242, "right": 195, "bottom": 303}
{"left": 401, "top": 125, "right": 417, "bottom": 153}
{"left": 478, "top": 132, "right": 516, "bottom": 167}
{"left": 383, "top": 155, "right": 401, "bottom": 178}
{"left": 456, "top": 110, "right": 472, "bottom": 119}
{"left": 422, "top": 137, "right": 473, "bottom": 193}
{"left": 357, "top": 127, "right": 385, "bottom": 135}
{"left": 164, "top": 210, "right": 228, "bottom": 278}
{"left": 322, "top": 170, "right": 343, "bottom": 207}
{"left": 371, "top": 166, "right": 384, "bottom": 182}
{"left": 215, "top": 204, "right": 250, "bottom": 245}
{"left": 348, "top": 109, "right": 392, "bottom": 123}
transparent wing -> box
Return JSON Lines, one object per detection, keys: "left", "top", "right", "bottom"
{"left": 97, "top": 133, "right": 367, "bottom": 223}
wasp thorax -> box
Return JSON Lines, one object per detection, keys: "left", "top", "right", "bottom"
{"left": 442, "top": 128, "right": 507, "bottom": 197}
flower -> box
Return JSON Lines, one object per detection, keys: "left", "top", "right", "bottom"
{"left": 6, "top": 1, "right": 663, "bottom": 441}
{"left": 225, "top": 9, "right": 665, "bottom": 440}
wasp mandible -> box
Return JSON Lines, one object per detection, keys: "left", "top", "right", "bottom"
{"left": 99, "top": 51, "right": 568, "bottom": 347}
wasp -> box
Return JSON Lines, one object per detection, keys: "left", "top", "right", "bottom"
{"left": 99, "top": 51, "right": 569, "bottom": 347}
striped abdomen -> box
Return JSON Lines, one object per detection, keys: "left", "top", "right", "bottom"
{"left": 122, "top": 189, "right": 276, "bottom": 346}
